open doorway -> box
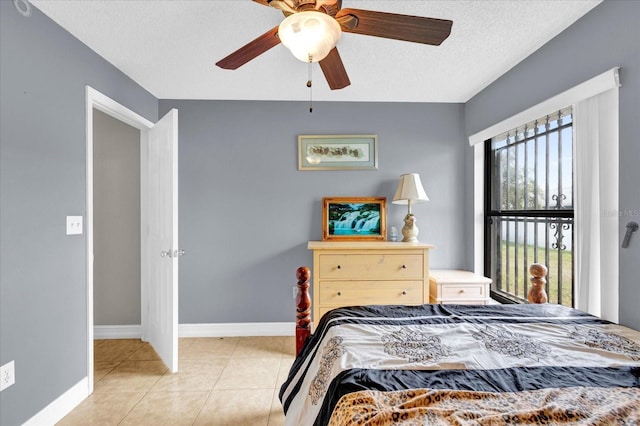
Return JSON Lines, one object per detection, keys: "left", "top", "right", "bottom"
{"left": 86, "top": 86, "right": 180, "bottom": 394}
{"left": 92, "top": 109, "right": 142, "bottom": 335}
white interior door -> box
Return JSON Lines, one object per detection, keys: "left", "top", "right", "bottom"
{"left": 143, "top": 109, "right": 179, "bottom": 372}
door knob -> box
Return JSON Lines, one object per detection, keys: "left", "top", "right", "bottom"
{"left": 161, "top": 249, "right": 186, "bottom": 258}
{"left": 622, "top": 222, "right": 638, "bottom": 248}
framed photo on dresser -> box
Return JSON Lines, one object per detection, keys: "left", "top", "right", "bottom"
{"left": 322, "top": 197, "right": 386, "bottom": 241}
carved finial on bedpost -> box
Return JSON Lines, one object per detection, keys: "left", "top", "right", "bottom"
{"left": 528, "top": 263, "right": 548, "bottom": 304}
{"left": 296, "top": 266, "right": 312, "bottom": 355}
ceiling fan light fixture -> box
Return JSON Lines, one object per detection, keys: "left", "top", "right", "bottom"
{"left": 278, "top": 11, "right": 341, "bottom": 62}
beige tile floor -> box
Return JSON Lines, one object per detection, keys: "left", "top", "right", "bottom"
{"left": 57, "top": 336, "right": 296, "bottom": 426}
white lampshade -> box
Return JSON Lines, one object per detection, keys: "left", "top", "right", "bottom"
{"left": 392, "top": 173, "right": 429, "bottom": 206}
{"left": 278, "top": 11, "right": 341, "bottom": 63}
{"left": 393, "top": 173, "right": 429, "bottom": 242}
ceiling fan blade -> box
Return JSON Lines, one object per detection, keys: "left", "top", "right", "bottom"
{"left": 261, "top": 0, "right": 298, "bottom": 14}
{"left": 319, "top": 47, "right": 350, "bottom": 90}
{"left": 336, "top": 8, "right": 452, "bottom": 46}
{"left": 216, "top": 26, "right": 281, "bottom": 70}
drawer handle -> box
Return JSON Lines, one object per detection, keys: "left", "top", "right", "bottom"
{"left": 337, "top": 291, "right": 342, "bottom": 296}
{"left": 336, "top": 265, "right": 342, "bottom": 270}
{"left": 402, "top": 290, "right": 407, "bottom": 295}
{"left": 401, "top": 264, "right": 407, "bottom": 269}
{"left": 458, "top": 290, "right": 465, "bottom": 294}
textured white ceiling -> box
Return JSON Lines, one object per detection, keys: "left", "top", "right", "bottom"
{"left": 30, "top": 0, "right": 601, "bottom": 103}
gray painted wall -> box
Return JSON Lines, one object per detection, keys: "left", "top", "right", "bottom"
{"left": 158, "top": 100, "right": 466, "bottom": 323}
{"left": 2, "top": 0, "right": 639, "bottom": 424}
{"left": 93, "top": 109, "right": 141, "bottom": 326}
{"left": 464, "top": 0, "right": 640, "bottom": 329}
{"left": 0, "top": 3, "right": 157, "bottom": 425}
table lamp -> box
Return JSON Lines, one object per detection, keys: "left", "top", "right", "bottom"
{"left": 392, "top": 173, "right": 429, "bottom": 242}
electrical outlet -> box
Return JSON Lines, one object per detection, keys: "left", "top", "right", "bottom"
{"left": 292, "top": 286, "right": 298, "bottom": 299}
{"left": 0, "top": 360, "right": 15, "bottom": 391}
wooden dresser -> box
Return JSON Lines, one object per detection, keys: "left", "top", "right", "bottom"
{"left": 308, "top": 241, "right": 433, "bottom": 322}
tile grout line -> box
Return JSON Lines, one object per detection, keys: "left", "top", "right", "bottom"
{"left": 115, "top": 391, "right": 146, "bottom": 426}
{"left": 95, "top": 340, "right": 163, "bottom": 425}
{"left": 190, "top": 388, "right": 215, "bottom": 426}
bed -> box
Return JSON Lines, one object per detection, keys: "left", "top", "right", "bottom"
{"left": 280, "top": 267, "right": 640, "bottom": 425}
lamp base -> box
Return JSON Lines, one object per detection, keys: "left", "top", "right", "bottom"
{"left": 401, "top": 214, "right": 419, "bottom": 243}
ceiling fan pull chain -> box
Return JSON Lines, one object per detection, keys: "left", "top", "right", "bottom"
{"left": 307, "top": 54, "right": 313, "bottom": 113}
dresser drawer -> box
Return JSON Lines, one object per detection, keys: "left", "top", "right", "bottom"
{"left": 440, "top": 283, "right": 487, "bottom": 299}
{"left": 318, "top": 254, "right": 424, "bottom": 280}
{"left": 318, "top": 307, "right": 334, "bottom": 320}
{"left": 319, "top": 280, "right": 423, "bottom": 306}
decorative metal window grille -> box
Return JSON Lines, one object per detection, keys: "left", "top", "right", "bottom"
{"left": 485, "top": 108, "right": 574, "bottom": 306}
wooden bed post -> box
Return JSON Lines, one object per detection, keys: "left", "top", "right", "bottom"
{"left": 295, "top": 266, "right": 312, "bottom": 355}
{"left": 528, "top": 263, "right": 548, "bottom": 304}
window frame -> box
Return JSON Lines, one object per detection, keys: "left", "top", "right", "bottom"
{"left": 483, "top": 110, "right": 575, "bottom": 306}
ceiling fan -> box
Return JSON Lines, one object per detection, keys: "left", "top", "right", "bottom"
{"left": 215, "top": 0, "right": 453, "bottom": 90}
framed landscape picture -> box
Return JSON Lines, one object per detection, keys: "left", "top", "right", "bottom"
{"left": 322, "top": 197, "right": 387, "bottom": 241}
{"left": 298, "top": 135, "right": 378, "bottom": 170}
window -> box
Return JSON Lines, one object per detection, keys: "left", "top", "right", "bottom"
{"left": 471, "top": 69, "right": 619, "bottom": 320}
{"left": 485, "top": 108, "right": 574, "bottom": 306}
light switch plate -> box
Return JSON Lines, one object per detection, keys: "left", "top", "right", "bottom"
{"left": 0, "top": 360, "right": 15, "bottom": 391}
{"left": 66, "top": 216, "right": 83, "bottom": 235}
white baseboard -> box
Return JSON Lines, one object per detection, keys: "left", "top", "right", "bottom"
{"left": 24, "top": 377, "right": 89, "bottom": 426}
{"left": 94, "top": 323, "right": 296, "bottom": 339}
{"left": 179, "top": 322, "right": 295, "bottom": 337}
{"left": 94, "top": 324, "right": 141, "bottom": 339}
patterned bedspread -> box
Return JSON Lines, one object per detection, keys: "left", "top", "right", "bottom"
{"left": 278, "top": 304, "right": 640, "bottom": 425}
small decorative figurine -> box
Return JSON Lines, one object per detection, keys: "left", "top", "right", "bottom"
{"left": 528, "top": 263, "right": 548, "bottom": 304}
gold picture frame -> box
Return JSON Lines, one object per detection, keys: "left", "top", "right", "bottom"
{"left": 322, "top": 197, "right": 387, "bottom": 241}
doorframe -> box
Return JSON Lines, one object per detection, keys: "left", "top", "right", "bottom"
{"left": 85, "top": 86, "right": 154, "bottom": 393}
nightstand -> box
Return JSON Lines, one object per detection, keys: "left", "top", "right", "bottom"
{"left": 429, "top": 269, "right": 492, "bottom": 305}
